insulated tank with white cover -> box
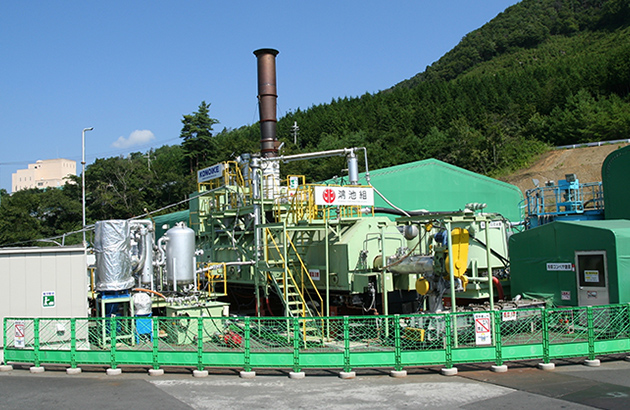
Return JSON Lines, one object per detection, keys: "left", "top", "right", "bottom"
{"left": 94, "top": 220, "right": 135, "bottom": 291}
{"left": 165, "top": 223, "right": 195, "bottom": 285}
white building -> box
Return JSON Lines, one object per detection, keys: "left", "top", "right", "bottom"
{"left": 12, "top": 158, "right": 77, "bottom": 193}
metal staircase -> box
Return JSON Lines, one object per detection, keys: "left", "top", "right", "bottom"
{"left": 261, "top": 225, "right": 323, "bottom": 319}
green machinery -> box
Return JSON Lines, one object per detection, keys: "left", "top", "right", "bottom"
{"left": 189, "top": 149, "right": 512, "bottom": 317}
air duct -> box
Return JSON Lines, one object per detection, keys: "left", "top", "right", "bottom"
{"left": 254, "top": 48, "right": 279, "bottom": 158}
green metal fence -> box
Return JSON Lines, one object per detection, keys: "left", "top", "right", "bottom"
{"left": 4, "top": 304, "right": 630, "bottom": 372}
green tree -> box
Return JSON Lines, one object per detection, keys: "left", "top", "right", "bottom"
{"left": 180, "top": 101, "right": 219, "bottom": 173}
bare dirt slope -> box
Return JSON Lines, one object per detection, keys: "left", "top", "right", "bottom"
{"left": 499, "top": 142, "right": 629, "bottom": 194}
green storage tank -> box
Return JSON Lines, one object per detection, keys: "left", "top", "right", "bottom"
{"left": 328, "top": 158, "right": 523, "bottom": 224}
{"left": 602, "top": 144, "right": 630, "bottom": 220}
{"left": 510, "top": 220, "right": 630, "bottom": 307}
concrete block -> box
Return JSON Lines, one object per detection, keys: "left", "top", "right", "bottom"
{"left": 339, "top": 371, "right": 356, "bottom": 379}
{"left": 490, "top": 365, "right": 508, "bottom": 373}
{"left": 289, "top": 371, "right": 305, "bottom": 379}
{"left": 538, "top": 362, "right": 555, "bottom": 371}
{"left": 390, "top": 370, "right": 407, "bottom": 378}
{"left": 193, "top": 369, "right": 209, "bottom": 378}
{"left": 0, "top": 365, "right": 13, "bottom": 372}
{"left": 106, "top": 368, "right": 122, "bottom": 376}
{"left": 440, "top": 367, "right": 458, "bottom": 376}
{"left": 30, "top": 366, "right": 45, "bottom": 374}
{"left": 584, "top": 359, "right": 601, "bottom": 367}
{"left": 239, "top": 371, "right": 256, "bottom": 379}
{"left": 66, "top": 367, "right": 82, "bottom": 375}
{"left": 149, "top": 368, "right": 164, "bottom": 376}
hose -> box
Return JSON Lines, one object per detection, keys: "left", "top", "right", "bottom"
{"left": 492, "top": 277, "right": 505, "bottom": 301}
{"left": 133, "top": 288, "right": 166, "bottom": 299}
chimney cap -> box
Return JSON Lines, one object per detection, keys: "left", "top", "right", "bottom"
{"left": 254, "top": 48, "right": 279, "bottom": 57}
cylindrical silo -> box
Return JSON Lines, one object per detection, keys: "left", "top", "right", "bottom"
{"left": 166, "top": 223, "right": 196, "bottom": 285}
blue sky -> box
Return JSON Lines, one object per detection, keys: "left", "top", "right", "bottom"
{"left": 0, "top": 0, "right": 520, "bottom": 192}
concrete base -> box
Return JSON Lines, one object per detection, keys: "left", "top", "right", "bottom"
{"left": 149, "top": 369, "right": 164, "bottom": 376}
{"left": 339, "top": 371, "right": 356, "bottom": 379}
{"left": 193, "top": 369, "right": 209, "bottom": 378}
{"left": 0, "top": 365, "right": 13, "bottom": 372}
{"left": 584, "top": 359, "right": 601, "bottom": 367}
{"left": 490, "top": 365, "right": 508, "bottom": 373}
{"left": 30, "top": 366, "right": 45, "bottom": 374}
{"left": 289, "top": 371, "right": 306, "bottom": 379}
{"left": 538, "top": 362, "right": 555, "bottom": 371}
{"left": 106, "top": 368, "right": 122, "bottom": 376}
{"left": 390, "top": 370, "right": 407, "bottom": 378}
{"left": 440, "top": 367, "right": 458, "bottom": 376}
{"left": 66, "top": 367, "right": 82, "bottom": 375}
{"left": 239, "top": 371, "right": 256, "bottom": 379}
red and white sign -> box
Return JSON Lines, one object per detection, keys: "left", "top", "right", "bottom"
{"left": 309, "top": 269, "right": 320, "bottom": 281}
{"left": 501, "top": 311, "right": 517, "bottom": 322}
{"left": 313, "top": 186, "right": 374, "bottom": 206}
{"left": 474, "top": 313, "right": 492, "bottom": 345}
{"left": 14, "top": 320, "right": 25, "bottom": 349}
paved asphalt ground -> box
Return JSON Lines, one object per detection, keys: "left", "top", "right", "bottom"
{"left": 2, "top": 356, "right": 630, "bottom": 409}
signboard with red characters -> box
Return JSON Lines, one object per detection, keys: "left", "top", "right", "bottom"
{"left": 313, "top": 186, "right": 374, "bottom": 207}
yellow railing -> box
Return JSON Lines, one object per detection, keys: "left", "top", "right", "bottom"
{"left": 285, "top": 231, "right": 324, "bottom": 318}
{"left": 199, "top": 262, "right": 227, "bottom": 298}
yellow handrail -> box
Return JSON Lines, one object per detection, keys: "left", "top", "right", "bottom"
{"left": 285, "top": 231, "right": 323, "bottom": 318}
{"left": 264, "top": 227, "right": 308, "bottom": 317}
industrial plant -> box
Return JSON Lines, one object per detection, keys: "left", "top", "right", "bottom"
{"left": 2, "top": 48, "right": 630, "bottom": 378}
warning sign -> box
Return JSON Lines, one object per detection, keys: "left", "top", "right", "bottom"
{"left": 474, "top": 312, "right": 492, "bottom": 346}
{"left": 14, "top": 320, "right": 25, "bottom": 349}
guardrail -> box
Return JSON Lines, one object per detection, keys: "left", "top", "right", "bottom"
{"left": 4, "top": 304, "right": 630, "bottom": 373}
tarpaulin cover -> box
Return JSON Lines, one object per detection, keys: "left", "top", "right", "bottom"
{"left": 132, "top": 292, "right": 152, "bottom": 315}
{"left": 94, "top": 220, "right": 134, "bottom": 291}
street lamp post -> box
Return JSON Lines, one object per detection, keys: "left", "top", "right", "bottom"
{"left": 82, "top": 127, "right": 93, "bottom": 246}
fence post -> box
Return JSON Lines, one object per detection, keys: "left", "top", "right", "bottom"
{"left": 243, "top": 317, "right": 251, "bottom": 372}
{"left": 587, "top": 306, "right": 595, "bottom": 360}
{"left": 33, "top": 318, "right": 40, "bottom": 368}
{"left": 343, "top": 316, "right": 351, "bottom": 373}
{"left": 110, "top": 316, "right": 117, "bottom": 370}
{"left": 293, "top": 317, "right": 300, "bottom": 373}
{"left": 197, "top": 317, "right": 204, "bottom": 371}
{"left": 541, "top": 308, "right": 550, "bottom": 363}
{"left": 152, "top": 317, "right": 159, "bottom": 370}
{"left": 444, "top": 314, "right": 453, "bottom": 369}
{"left": 494, "top": 310, "right": 503, "bottom": 366}
{"left": 70, "top": 318, "right": 77, "bottom": 369}
{"left": 394, "top": 315, "right": 402, "bottom": 371}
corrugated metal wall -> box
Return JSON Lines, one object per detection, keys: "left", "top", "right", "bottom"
{"left": 0, "top": 246, "right": 87, "bottom": 347}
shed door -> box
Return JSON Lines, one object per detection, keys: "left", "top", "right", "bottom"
{"left": 575, "top": 251, "right": 609, "bottom": 306}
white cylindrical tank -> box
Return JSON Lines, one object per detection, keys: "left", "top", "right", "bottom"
{"left": 166, "top": 223, "right": 195, "bottom": 285}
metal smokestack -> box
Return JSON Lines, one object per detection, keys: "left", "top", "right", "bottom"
{"left": 254, "top": 48, "right": 279, "bottom": 158}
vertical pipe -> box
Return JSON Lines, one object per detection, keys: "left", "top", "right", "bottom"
{"left": 254, "top": 48, "right": 279, "bottom": 158}
{"left": 485, "top": 221, "right": 495, "bottom": 311}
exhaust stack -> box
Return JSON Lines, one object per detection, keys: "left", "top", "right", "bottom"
{"left": 254, "top": 48, "right": 279, "bottom": 158}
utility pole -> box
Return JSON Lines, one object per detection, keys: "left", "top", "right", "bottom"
{"left": 291, "top": 121, "right": 299, "bottom": 145}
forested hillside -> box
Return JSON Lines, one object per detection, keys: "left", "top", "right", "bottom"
{"left": 1, "top": 0, "right": 628, "bottom": 246}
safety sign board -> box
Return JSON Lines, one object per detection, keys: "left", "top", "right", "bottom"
{"left": 42, "top": 291, "right": 55, "bottom": 308}
{"left": 501, "top": 311, "right": 517, "bottom": 322}
{"left": 309, "top": 269, "right": 320, "bottom": 281}
{"left": 14, "top": 320, "right": 25, "bottom": 349}
{"left": 474, "top": 312, "right": 492, "bottom": 345}
{"left": 313, "top": 186, "right": 374, "bottom": 206}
